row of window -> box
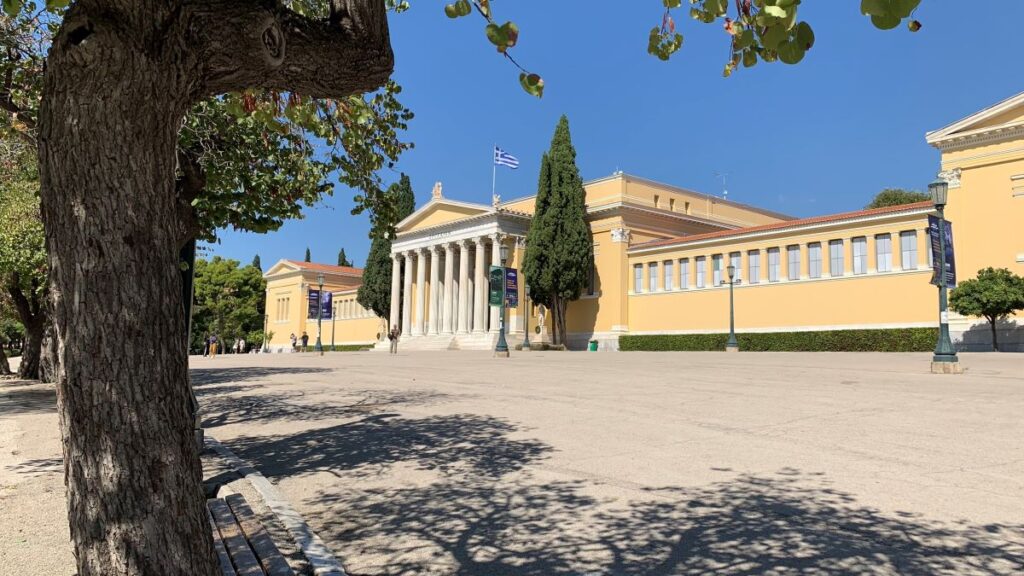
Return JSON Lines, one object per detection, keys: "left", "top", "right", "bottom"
{"left": 335, "top": 298, "right": 373, "bottom": 320}
{"left": 274, "top": 297, "right": 292, "bottom": 322}
{"left": 633, "top": 231, "right": 921, "bottom": 293}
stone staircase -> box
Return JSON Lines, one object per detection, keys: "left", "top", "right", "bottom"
{"left": 372, "top": 332, "right": 504, "bottom": 352}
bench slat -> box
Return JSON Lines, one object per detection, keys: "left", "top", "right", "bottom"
{"left": 225, "top": 494, "right": 296, "bottom": 576}
{"left": 207, "top": 507, "right": 238, "bottom": 576}
{"left": 208, "top": 498, "right": 265, "bottom": 576}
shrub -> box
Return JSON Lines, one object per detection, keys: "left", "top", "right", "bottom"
{"left": 619, "top": 328, "right": 937, "bottom": 352}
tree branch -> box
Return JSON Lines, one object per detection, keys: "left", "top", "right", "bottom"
{"left": 189, "top": 0, "right": 393, "bottom": 99}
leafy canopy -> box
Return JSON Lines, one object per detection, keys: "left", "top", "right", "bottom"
{"left": 0, "top": 147, "right": 44, "bottom": 302}
{"left": 190, "top": 257, "right": 268, "bottom": 352}
{"left": 358, "top": 174, "right": 416, "bottom": 320}
{"left": 866, "top": 188, "right": 931, "bottom": 209}
{"left": 949, "top": 268, "right": 1024, "bottom": 323}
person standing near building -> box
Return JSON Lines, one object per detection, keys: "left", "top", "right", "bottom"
{"left": 289, "top": 333, "right": 297, "bottom": 351}
{"left": 300, "top": 331, "right": 309, "bottom": 352}
{"left": 209, "top": 334, "right": 219, "bottom": 358}
{"left": 202, "top": 334, "right": 210, "bottom": 357}
{"left": 388, "top": 327, "right": 401, "bottom": 355}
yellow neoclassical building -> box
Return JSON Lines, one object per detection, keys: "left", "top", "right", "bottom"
{"left": 264, "top": 92, "right": 1024, "bottom": 352}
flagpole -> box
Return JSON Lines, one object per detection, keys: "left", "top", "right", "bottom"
{"left": 492, "top": 144, "right": 497, "bottom": 200}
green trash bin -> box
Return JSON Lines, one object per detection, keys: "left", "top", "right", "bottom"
{"left": 588, "top": 340, "right": 598, "bottom": 352}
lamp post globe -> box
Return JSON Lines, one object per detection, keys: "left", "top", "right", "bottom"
{"left": 495, "top": 243, "right": 510, "bottom": 357}
{"left": 315, "top": 271, "right": 325, "bottom": 355}
{"left": 929, "top": 177, "right": 958, "bottom": 366}
{"left": 725, "top": 264, "right": 739, "bottom": 352}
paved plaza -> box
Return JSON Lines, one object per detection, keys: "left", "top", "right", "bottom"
{"left": 2, "top": 351, "right": 1023, "bottom": 574}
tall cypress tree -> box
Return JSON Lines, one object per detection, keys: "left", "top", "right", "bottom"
{"left": 304, "top": 247, "right": 311, "bottom": 262}
{"left": 523, "top": 116, "right": 592, "bottom": 346}
{"left": 337, "top": 248, "right": 352, "bottom": 267}
{"left": 358, "top": 174, "right": 416, "bottom": 323}
{"left": 251, "top": 254, "right": 261, "bottom": 270}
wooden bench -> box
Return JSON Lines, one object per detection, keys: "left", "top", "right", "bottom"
{"left": 207, "top": 494, "right": 295, "bottom": 576}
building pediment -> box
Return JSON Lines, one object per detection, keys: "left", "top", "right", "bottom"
{"left": 927, "top": 92, "right": 1024, "bottom": 150}
{"left": 396, "top": 199, "right": 494, "bottom": 234}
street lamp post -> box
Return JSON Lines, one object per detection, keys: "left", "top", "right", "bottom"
{"left": 725, "top": 264, "right": 741, "bottom": 352}
{"left": 929, "top": 178, "right": 959, "bottom": 369}
{"left": 314, "top": 272, "right": 325, "bottom": 355}
{"left": 495, "top": 244, "right": 510, "bottom": 358}
{"left": 521, "top": 281, "right": 531, "bottom": 351}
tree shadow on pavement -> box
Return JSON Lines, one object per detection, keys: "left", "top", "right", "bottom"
{"left": 228, "top": 413, "right": 552, "bottom": 481}
{"left": 199, "top": 388, "right": 454, "bottom": 428}
{"left": 305, "top": 469, "right": 1024, "bottom": 576}
{"left": 190, "top": 366, "right": 332, "bottom": 387}
{"left": 0, "top": 380, "right": 56, "bottom": 416}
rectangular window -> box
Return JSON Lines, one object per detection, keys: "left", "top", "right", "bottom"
{"left": 767, "top": 248, "right": 780, "bottom": 282}
{"left": 696, "top": 257, "right": 706, "bottom": 288}
{"left": 729, "top": 252, "right": 741, "bottom": 283}
{"left": 653, "top": 194, "right": 660, "bottom": 209}
{"left": 900, "top": 231, "right": 918, "bottom": 270}
{"left": 809, "top": 243, "right": 822, "bottom": 279}
{"left": 876, "top": 233, "right": 892, "bottom": 272}
{"left": 852, "top": 237, "right": 868, "bottom": 275}
{"left": 633, "top": 263, "right": 643, "bottom": 293}
{"left": 664, "top": 260, "right": 674, "bottom": 291}
{"left": 787, "top": 245, "right": 801, "bottom": 280}
{"left": 680, "top": 258, "right": 689, "bottom": 289}
{"left": 748, "top": 250, "right": 760, "bottom": 284}
{"left": 713, "top": 254, "right": 723, "bottom": 287}
{"left": 669, "top": 198, "right": 676, "bottom": 212}
{"left": 829, "top": 239, "right": 844, "bottom": 277}
{"left": 649, "top": 262, "right": 658, "bottom": 292}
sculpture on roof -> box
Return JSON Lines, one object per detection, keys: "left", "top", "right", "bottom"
{"left": 492, "top": 193, "right": 501, "bottom": 207}
{"left": 432, "top": 181, "right": 443, "bottom": 199}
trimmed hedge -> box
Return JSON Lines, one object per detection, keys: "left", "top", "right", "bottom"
{"left": 326, "top": 344, "right": 372, "bottom": 352}
{"left": 619, "top": 328, "right": 938, "bottom": 352}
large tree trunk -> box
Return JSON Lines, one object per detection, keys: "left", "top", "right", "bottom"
{"left": 0, "top": 345, "right": 10, "bottom": 375}
{"left": 7, "top": 277, "right": 46, "bottom": 381}
{"left": 16, "top": 318, "right": 43, "bottom": 380}
{"left": 38, "top": 7, "right": 218, "bottom": 575}
{"left": 989, "top": 318, "right": 1000, "bottom": 352}
{"left": 36, "top": 1, "right": 392, "bottom": 574}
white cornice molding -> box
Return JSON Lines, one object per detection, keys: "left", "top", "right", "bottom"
{"left": 928, "top": 122, "right": 1024, "bottom": 152}
{"left": 627, "top": 206, "right": 934, "bottom": 255}
{"left": 926, "top": 91, "right": 1024, "bottom": 149}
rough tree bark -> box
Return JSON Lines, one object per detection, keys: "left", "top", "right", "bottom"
{"left": 37, "top": 1, "right": 393, "bottom": 574}
{"left": 988, "top": 316, "right": 1000, "bottom": 351}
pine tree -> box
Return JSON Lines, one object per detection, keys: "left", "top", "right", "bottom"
{"left": 523, "top": 116, "right": 592, "bottom": 346}
{"left": 251, "top": 254, "right": 261, "bottom": 270}
{"left": 358, "top": 174, "right": 416, "bottom": 324}
{"left": 337, "top": 248, "right": 352, "bottom": 267}
{"left": 304, "top": 247, "right": 311, "bottom": 262}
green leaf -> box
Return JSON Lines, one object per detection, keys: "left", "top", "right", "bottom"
{"left": 45, "top": 0, "right": 69, "bottom": 11}
{"left": 763, "top": 5, "right": 787, "bottom": 19}
{"left": 519, "top": 73, "right": 544, "bottom": 98}
{"left": 777, "top": 41, "right": 805, "bottom": 65}
{"left": 870, "top": 13, "right": 901, "bottom": 30}
{"left": 795, "top": 21, "right": 815, "bottom": 50}
{"left": 2, "top": 0, "right": 24, "bottom": 17}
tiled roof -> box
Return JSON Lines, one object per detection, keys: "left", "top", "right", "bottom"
{"left": 632, "top": 201, "right": 933, "bottom": 251}
{"left": 283, "top": 260, "right": 363, "bottom": 276}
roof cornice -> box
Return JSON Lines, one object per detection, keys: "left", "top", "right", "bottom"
{"left": 926, "top": 92, "right": 1024, "bottom": 149}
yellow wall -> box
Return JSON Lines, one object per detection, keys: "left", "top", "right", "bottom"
{"left": 403, "top": 204, "right": 487, "bottom": 233}
{"left": 265, "top": 270, "right": 381, "bottom": 348}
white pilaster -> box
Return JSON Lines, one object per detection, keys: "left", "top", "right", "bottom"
{"left": 473, "top": 237, "right": 487, "bottom": 333}
{"left": 414, "top": 248, "right": 427, "bottom": 336}
{"left": 458, "top": 240, "right": 471, "bottom": 334}
{"left": 443, "top": 243, "right": 455, "bottom": 334}
{"left": 401, "top": 250, "right": 413, "bottom": 336}
{"left": 428, "top": 245, "right": 441, "bottom": 335}
{"left": 389, "top": 253, "right": 401, "bottom": 331}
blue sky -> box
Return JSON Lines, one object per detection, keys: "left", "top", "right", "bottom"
{"left": 206, "top": 2, "right": 1024, "bottom": 270}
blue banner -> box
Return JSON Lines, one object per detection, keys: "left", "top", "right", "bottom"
{"left": 505, "top": 268, "right": 519, "bottom": 308}
{"left": 321, "top": 291, "right": 333, "bottom": 320}
{"left": 927, "top": 215, "right": 956, "bottom": 288}
{"left": 307, "top": 289, "right": 320, "bottom": 319}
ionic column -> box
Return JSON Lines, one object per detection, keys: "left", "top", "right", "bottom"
{"left": 414, "top": 249, "right": 427, "bottom": 336}
{"left": 489, "top": 234, "right": 503, "bottom": 333}
{"left": 401, "top": 250, "right": 414, "bottom": 336}
{"left": 389, "top": 253, "right": 401, "bottom": 331}
{"left": 458, "top": 240, "right": 471, "bottom": 334}
{"left": 473, "top": 237, "right": 487, "bottom": 333}
{"left": 428, "top": 245, "right": 441, "bottom": 335}
{"left": 443, "top": 243, "right": 456, "bottom": 333}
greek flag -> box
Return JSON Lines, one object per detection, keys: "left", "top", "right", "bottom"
{"left": 494, "top": 147, "right": 520, "bottom": 169}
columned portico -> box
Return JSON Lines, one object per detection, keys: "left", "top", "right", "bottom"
{"left": 401, "top": 250, "right": 413, "bottom": 336}
{"left": 442, "top": 243, "right": 455, "bottom": 333}
{"left": 428, "top": 245, "right": 441, "bottom": 335}
{"left": 414, "top": 248, "right": 427, "bottom": 336}
{"left": 389, "top": 254, "right": 401, "bottom": 331}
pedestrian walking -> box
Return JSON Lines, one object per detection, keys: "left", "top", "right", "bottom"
{"left": 202, "top": 334, "right": 210, "bottom": 357}
{"left": 300, "top": 331, "right": 309, "bottom": 352}
{"left": 237, "top": 337, "right": 246, "bottom": 354}
{"left": 289, "top": 333, "right": 297, "bottom": 352}
{"left": 209, "top": 334, "right": 219, "bottom": 358}
{"left": 388, "top": 326, "right": 401, "bottom": 355}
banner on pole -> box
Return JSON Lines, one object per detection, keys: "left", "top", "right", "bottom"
{"left": 489, "top": 266, "right": 504, "bottom": 307}
{"left": 307, "top": 289, "right": 320, "bottom": 319}
{"left": 505, "top": 268, "right": 519, "bottom": 308}
{"left": 321, "top": 291, "right": 333, "bottom": 320}
{"left": 927, "top": 215, "right": 957, "bottom": 288}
